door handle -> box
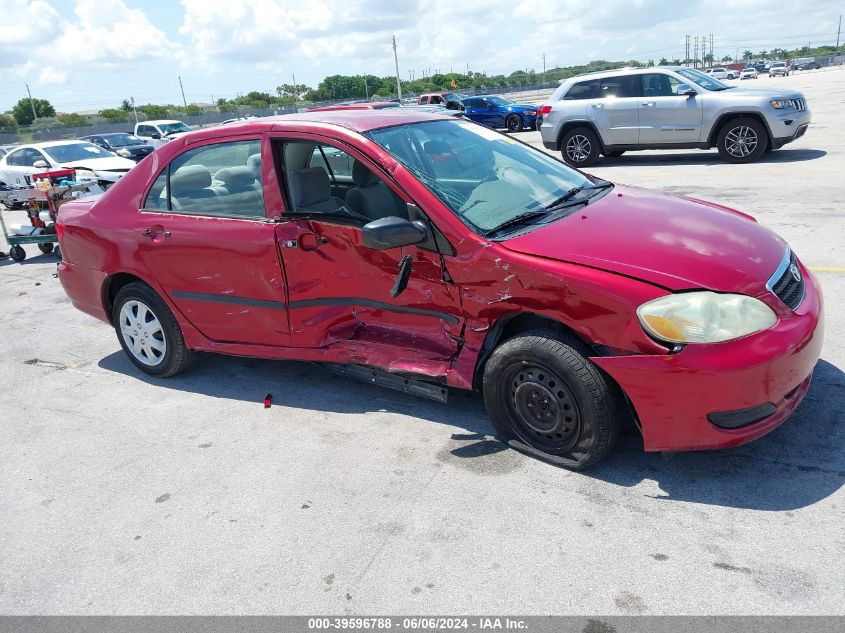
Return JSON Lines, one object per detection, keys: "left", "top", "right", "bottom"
{"left": 142, "top": 226, "right": 171, "bottom": 239}
{"left": 591, "top": 103, "right": 604, "bottom": 109}
{"left": 298, "top": 233, "right": 327, "bottom": 251}
{"left": 642, "top": 101, "right": 656, "bottom": 107}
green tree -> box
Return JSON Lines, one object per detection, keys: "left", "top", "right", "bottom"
{"left": 99, "top": 108, "right": 127, "bottom": 122}
{"left": 11, "top": 97, "right": 55, "bottom": 125}
{"left": 120, "top": 99, "right": 132, "bottom": 112}
{"left": 137, "top": 104, "right": 170, "bottom": 119}
{"left": 703, "top": 53, "right": 714, "bottom": 65}
{"left": 57, "top": 113, "right": 87, "bottom": 127}
{"left": 184, "top": 104, "right": 201, "bottom": 116}
{"left": 276, "top": 83, "right": 311, "bottom": 100}
{"left": 0, "top": 113, "right": 18, "bottom": 134}
{"left": 758, "top": 50, "right": 768, "bottom": 59}
{"left": 721, "top": 55, "right": 733, "bottom": 62}
{"left": 658, "top": 57, "right": 669, "bottom": 65}
{"left": 742, "top": 50, "right": 754, "bottom": 60}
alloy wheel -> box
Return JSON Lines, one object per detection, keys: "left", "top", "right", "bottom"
{"left": 725, "top": 126, "right": 759, "bottom": 158}
{"left": 565, "top": 135, "right": 592, "bottom": 163}
{"left": 119, "top": 299, "right": 167, "bottom": 366}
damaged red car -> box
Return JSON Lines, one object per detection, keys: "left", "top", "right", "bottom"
{"left": 56, "top": 111, "right": 823, "bottom": 470}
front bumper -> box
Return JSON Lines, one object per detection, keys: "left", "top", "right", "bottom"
{"left": 592, "top": 267, "right": 823, "bottom": 452}
{"left": 768, "top": 106, "right": 811, "bottom": 148}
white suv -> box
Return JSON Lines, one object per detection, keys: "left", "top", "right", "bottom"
{"left": 134, "top": 120, "right": 192, "bottom": 148}
{"left": 537, "top": 66, "right": 811, "bottom": 166}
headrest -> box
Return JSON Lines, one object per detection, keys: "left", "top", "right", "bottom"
{"left": 352, "top": 160, "right": 378, "bottom": 187}
{"left": 215, "top": 166, "right": 255, "bottom": 189}
{"left": 289, "top": 167, "right": 330, "bottom": 207}
{"left": 170, "top": 165, "right": 211, "bottom": 195}
{"left": 246, "top": 153, "right": 261, "bottom": 176}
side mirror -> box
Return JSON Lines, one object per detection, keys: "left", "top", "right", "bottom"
{"left": 150, "top": 132, "right": 161, "bottom": 139}
{"left": 362, "top": 216, "right": 428, "bottom": 250}
{"left": 676, "top": 84, "right": 696, "bottom": 97}
{"left": 33, "top": 160, "right": 48, "bottom": 169}
{"left": 486, "top": 102, "right": 495, "bottom": 109}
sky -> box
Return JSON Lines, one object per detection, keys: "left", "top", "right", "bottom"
{"left": 1, "top": 0, "right": 842, "bottom": 114}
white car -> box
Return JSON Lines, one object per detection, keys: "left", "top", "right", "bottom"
{"left": 740, "top": 67, "right": 758, "bottom": 80}
{"left": 0, "top": 141, "right": 136, "bottom": 187}
{"left": 133, "top": 119, "right": 192, "bottom": 147}
{"left": 705, "top": 67, "right": 736, "bottom": 80}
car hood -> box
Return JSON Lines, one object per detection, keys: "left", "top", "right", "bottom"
{"left": 723, "top": 86, "right": 802, "bottom": 98}
{"left": 59, "top": 156, "right": 136, "bottom": 171}
{"left": 505, "top": 104, "right": 538, "bottom": 113}
{"left": 502, "top": 184, "right": 786, "bottom": 294}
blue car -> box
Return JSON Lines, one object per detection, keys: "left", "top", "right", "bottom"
{"left": 461, "top": 95, "right": 539, "bottom": 132}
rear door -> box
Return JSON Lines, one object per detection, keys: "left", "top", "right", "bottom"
{"left": 271, "top": 134, "right": 463, "bottom": 363}
{"left": 135, "top": 136, "right": 290, "bottom": 346}
{"left": 637, "top": 72, "right": 703, "bottom": 144}
{"left": 586, "top": 75, "right": 640, "bottom": 145}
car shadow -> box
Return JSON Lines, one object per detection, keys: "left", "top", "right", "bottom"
{"left": 596, "top": 148, "right": 826, "bottom": 167}
{"left": 98, "top": 352, "right": 844, "bottom": 511}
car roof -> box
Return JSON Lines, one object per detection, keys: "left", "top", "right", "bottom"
{"left": 182, "top": 110, "right": 455, "bottom": 140}
{"left": 140, "top": 119, "right": 182, "bottom": 125}
{"left": 560, "top": 66, "right": 692, "bottom": 84}
{"left": 27, "top": 140, "right": 95, "bottom": 148}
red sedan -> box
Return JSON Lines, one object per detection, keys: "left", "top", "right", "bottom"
{"left": 55, "top": 111, "right": 823, "bottom": 469}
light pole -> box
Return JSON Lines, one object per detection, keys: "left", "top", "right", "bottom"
{"left": 392, "top": 34, "right": 402, "bottom": 99}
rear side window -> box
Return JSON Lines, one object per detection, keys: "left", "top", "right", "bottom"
{"left": 563, "top": 79, "right": 600, "bottom": 100}
{"left": 143, "top": 140, "right": 264, "bottom": 218}
{"left": 7, "top": 149, "right": 27, "bottom": 166}
{"left": 599, "top": 75, "right": 639, "bottom": 98}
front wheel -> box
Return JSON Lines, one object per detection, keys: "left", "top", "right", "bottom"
{"left": 38, "top": 242, "right": 54, "bottom": 254}
{"left": 505, "top": 114, "right": 524, "bottom": 133}
{"left": 561, "top": 127, "right": 601, "bottom": 168}
{"left": 9, "top": 245, "right": 25, "bottom": 261}
{"left": 112, "top": 282, "right": 195, "bottom": 377}
{"left": 716, "top": 117, "right": 768, "bottom": 163}
{"left": 482, "top": 331, "right": 620, "bottom": 470}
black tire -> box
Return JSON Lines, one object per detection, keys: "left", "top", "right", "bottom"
{"left": 716, "top": 117, "right": 768, "bottom": 163}
{"left": 54, "top": 245, "right": 62, "bottom": 260}
{"left": 38, "top": 242, "right": 54, "bottom": 254}
{"left": 505, "top": 114, "right": 524, "bottom": 133}
{"left": 603, "top": 150, "right": 625, "bottom": 158}
{"left": 482, "top": 330, "right": 620, "bottom": 470}
{"left": 112, "top": 281, "right": 194, "bottom": 377}
{"left": 9, "top": 245, "right": 25, "bottom": 261}
{"left": 560, "top": 127, "right": 601, "bottom": 168}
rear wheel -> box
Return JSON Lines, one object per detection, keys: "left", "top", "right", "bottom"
{"left": 9, "top": 245, "right": 25, "bottom": 261}
{"left": 506, "top": 114, "right": 524, "bottom": 133}
{"left": 112, "top": 282, "right": 194, "bottom": 377}
{"left": 482, "top": 330, "right": 620, "bottom": 470}
{"left": 716, "top": 117, "right": 768, "bottom": 163}
{"left": 38, "top": 242, "right": 54, "bottom": 254}
{"left": 561, "top": 127, "right": 601, "bottom": 168}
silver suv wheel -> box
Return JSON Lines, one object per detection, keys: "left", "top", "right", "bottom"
{"left": 724, "top": 125, "right": 758, "bottom": 158}
{"left": 566, "top": 134, "right": 592, "bottom": 163}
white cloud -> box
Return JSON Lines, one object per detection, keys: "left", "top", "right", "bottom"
{"left": 37, "top": 66, "right": 68, "bottom": 86}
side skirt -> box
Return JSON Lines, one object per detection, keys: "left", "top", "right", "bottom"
{"left": 321, "top": 363, "right": 449, "bottom": 403}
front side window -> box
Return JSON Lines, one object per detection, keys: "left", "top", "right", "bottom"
{"left": 563, "top": 79, "right": 600, "bottom": 100}
{"left": 486, "top": 96, "right": 513, "bottom": 106}
{"left": 675, "top": 68, "right": 730, "bottom": 91}
{"left": 640, "top": 73, "right": 688, "bottom": 97}
{"left": 143, "top": 140, "right": 264, "bottom": 218}
{"left": 367, "top": 120, "right": 603, "bottom": 235}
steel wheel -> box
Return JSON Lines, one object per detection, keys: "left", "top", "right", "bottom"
{"left": 724, "top": 125, "right": 759, "bottom": 158}
{"left": 118, "top": 299, "right": 167, "bottom": 367}
{"left": 504, "top": 362, "right": 581, "bottom": 454}
{"left": 565, "top": 134, "right": 592, "bottom": 163}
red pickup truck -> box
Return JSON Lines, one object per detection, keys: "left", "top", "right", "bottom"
{"left": 417, "top": 92, "right": 465, "bottom": 109}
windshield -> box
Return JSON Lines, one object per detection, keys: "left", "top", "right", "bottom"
{"left": 159, "top": 122, "right": 191, "bottom": 135}
{"left": 367, "top": 120, "right": 597, "bottom": 235}
{"left": 104, "top": 133, "right": 144, "bottom": 147}
{"left": 675, "top": 68, "right": 730, "bottom": 91}
{"left": 442, "top": 92, "right": 462, "bottom": 103}
{"left": 42, "top": 142, "right": 114, "bottom": 162}
{"left": 487, "top": 96, "right": 514, "bottom": 106}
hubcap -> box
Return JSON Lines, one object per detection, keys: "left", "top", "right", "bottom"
{"left": 119, "top": 300, "right": 166, "bottom": 366}
{"left": 725, "top": 126, "right": 758, "bottom": 157}
{"left": 565, "top": 135, "right": 591, "bottom": 163}
{"left": 506, "top": 363, "right": 580, "bottom": 453}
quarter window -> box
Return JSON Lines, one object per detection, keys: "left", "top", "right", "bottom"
{"left": 7, "top": 149, "right": 27, "bottom": 166}
{"left": 143, "top": 140, "right": 265, "bottom": 218}
{"left": 563, "top": 79, "right": 600, "bottom": 100}
{"left": 598, "top": 75, "right": 639, "bottom": 98}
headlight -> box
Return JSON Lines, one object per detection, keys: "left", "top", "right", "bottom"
{"left": 116, "top": 148, "right": 132, "bottom": 157}
{"left": 637, "top": 292, "right": 777, "bottom": 344}
{"left": 770, "top": 99, "right": 793, "bottom": 109}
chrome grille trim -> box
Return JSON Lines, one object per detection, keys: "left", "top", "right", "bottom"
{"left": 766, "top": 248, "right": 805, "bottom": 310}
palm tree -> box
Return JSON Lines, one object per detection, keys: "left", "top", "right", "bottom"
{"left": 758, "top": 50, "right": 768, "bottom": 59}
{"left": 672, "top": 58, "right": 682, "bottom": 65}
{"left": 721, "top": 55, "right": 733, "bottom": 63}
{"left": 659, "top": 57, "right": 669, "bottom": 65}
{"left": 742, "top": 50, "right": 754, "bottom": 60}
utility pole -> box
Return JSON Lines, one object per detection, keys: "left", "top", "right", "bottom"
{"left": 130, "top": 96, "right": 139, "bottom": 125}
{"left": 542, "top": 52, "right": 546, "bottom": 85}
{"left": 685, "top": 35, "right": 690, "bottom": 66}
{"left": 25, "top": 82, "right": 38, "bottom": 122}
{"left": 392, "top": 34, "right": 402, "bottom": 99}
{"left": 693, "top": 36, "right": 698, "bottom": 68}
{"left": 178, "top": 75, "right": 187, "bottom": 108}
{"left": 364, "top": 75, "right": 369, "bottom": 99}
{"left": 710, "top": 33, "right": 714, "bottom": 66}
{"left": 837, "top": 15, "right": 841, "bottom": 48}
{"left": 291, "top": 73, "right": 296, "bottom": 99}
